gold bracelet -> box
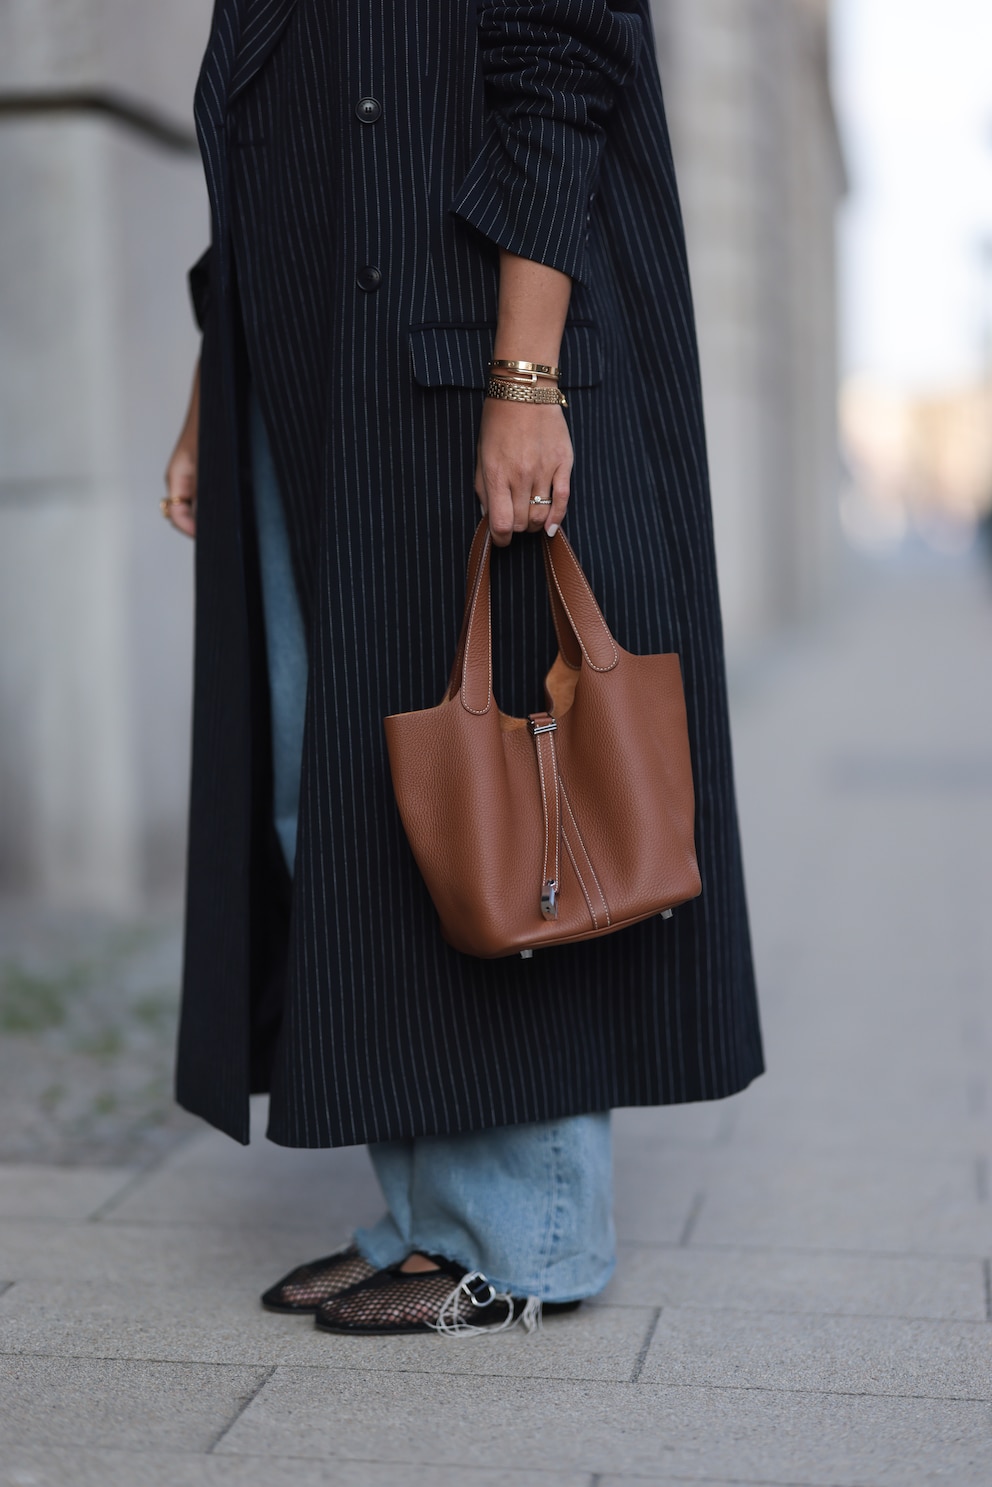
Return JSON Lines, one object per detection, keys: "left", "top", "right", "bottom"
{"left": 488, "top": 371, "right": 549, "bottom": 388}
{"left": 485, "top": 376, "right": 567, "bottom": 406}
{"left": 489, "top": 359, "right": 562, "bottom": 378}
{"left": 487, "top": 367, "right": 559, "bottom": 387}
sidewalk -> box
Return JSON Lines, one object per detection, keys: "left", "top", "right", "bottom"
{"left": 1, "top": 550, "right": 990, "bottom": 1487}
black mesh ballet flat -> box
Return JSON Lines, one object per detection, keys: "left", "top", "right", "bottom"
{"left": 314, "top": 1255, "right": 582, "bottom": 1336}
{"left": 261, "top": 1245, "right": 377, "bottom": 1313}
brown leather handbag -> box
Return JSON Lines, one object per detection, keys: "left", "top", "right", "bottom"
{"left": 384, "top": 519, "right": 701, "bottom": 958}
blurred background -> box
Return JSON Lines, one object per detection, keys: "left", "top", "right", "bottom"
{"left": 0, "top": 0, "right": 990, "bottom": 1162}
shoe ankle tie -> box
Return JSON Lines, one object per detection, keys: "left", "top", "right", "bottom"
{"left": 431, "top": 1270, "right": 543, "bottom": 1337}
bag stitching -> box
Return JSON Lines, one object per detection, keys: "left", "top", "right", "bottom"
{"left": 534, "top": 731, "right": 552, "bottom": 895}
{"left": 547, "top": 731, "right": 561, "bottom": 890}
{"left": 561, "top": 823, "right": 599, "bottom": 930}
{"left": 560, "top": 781, "right": 611, "bottom": 927}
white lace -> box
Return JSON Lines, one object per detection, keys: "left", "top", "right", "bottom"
{"left": 430, "top": 1271, "right": 544, "bottom": 1338}
{"left": 518, "top": 1295, "right": 543, "bottom": 1333}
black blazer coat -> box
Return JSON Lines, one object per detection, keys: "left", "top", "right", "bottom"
{"left": 176, "top": 0, "right": 764, "bottom": 1147}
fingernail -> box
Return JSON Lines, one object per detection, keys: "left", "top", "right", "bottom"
{"left": 547, "top": 523, "right": 559, "bottom": 537}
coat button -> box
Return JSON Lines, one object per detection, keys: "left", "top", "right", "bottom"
{"left": 357, "top": 264, "right": 383, "bottom": 292}
{"left": 355, "top": 97, "right": 382, "bottom": 124}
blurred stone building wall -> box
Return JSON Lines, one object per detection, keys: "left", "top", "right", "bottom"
{"left": 655, "top": 0, "right": 845, "bottom": 653}
{"left": 0, "top": 0, "right": 210, "bottom": 909}
{"left": 0, "top": 0, "right": 843, "bottom": 909}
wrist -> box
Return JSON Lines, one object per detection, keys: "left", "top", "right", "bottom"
{"left": 486, "top": 351, "right": 567, "bottom": 406}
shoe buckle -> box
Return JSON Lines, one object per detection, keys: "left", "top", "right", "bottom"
{"left": 461, "top": 1271, "right": 497, "bottom": 1308}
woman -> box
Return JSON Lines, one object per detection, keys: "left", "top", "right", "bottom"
{"left": 164, "top": 0, "right": 763, "bottom": 1334}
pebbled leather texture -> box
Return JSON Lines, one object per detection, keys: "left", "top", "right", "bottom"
{"left": 384, "top": 520, "right": 702, "bottom": 959}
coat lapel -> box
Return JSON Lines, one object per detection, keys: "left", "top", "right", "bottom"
{"left": 227, "top": 0, "right": 299, "bottom": 104}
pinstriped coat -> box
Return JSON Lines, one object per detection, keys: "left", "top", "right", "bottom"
{"left": 176, "top": 0, "right": 764, "bottom": 1147}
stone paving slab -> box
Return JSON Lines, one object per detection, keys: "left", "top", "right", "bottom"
{"left": 596, "top": 1479, "right": 825, "bottom": 1486}
{"left": 647, "top": 965, "right": 987, "bottom": 1156}
{"left": 103, "top": 1116, "right": 382, "bottom": 1232}
{"left": 640, "top": 1306, "right": 992, "bottom": 1399}
{"left": 596, "top": 1480, "right": 846, "bottom": 1487}
{"left": 0, "top": 1277, "right": 652, "bottom": 1379}
{"left": 0, "top": 1355, "right": 268, "bottom": 1452}
{"left": 611, "top": 1152, "right": 704, "bottom": 1247}
{"left": 683, "top": 1148, "right": 989, "bottom": 1257}
{"left": 1, "top": 556, "right": 991, "bottom": 1485}
{"left": 0, "top": 1448, "right": 591, "bottom": 1487}
{"left": 216, "top": 1367, "right": 992, "bottom": 1483}
{"left": 726, "top": 1078, "right": 992, "bottom": 1158}
{"left": 0, "top": 1217, "right": 335, "bottom": 1288}
{"left": 0, "top": 1165, "right": 132, "bottom": 1222}
{"left": 613, "top": 1101, "right": 737, "bottom": 1148}
{"left": 609, "top": 1116, "right": 990, "bottom": 1255}
{"left": 737, "top": 965, "right": 985, "bottom": 1069}
{"left": 599, "top": 1244, "right": 988, "bottom": 1321}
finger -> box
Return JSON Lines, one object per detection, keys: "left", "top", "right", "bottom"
{"left": 474, "top": 444, "right": 489, "bottom": 515}
{"left": 168, "top": 500, "right": 196, "bottom": 539}
{"left": 480, "top": 452, "right": 514, "bottom": 544}
{"left": 510, "top": 477, "right": 533, "bottom": 534}
{"left": 166, "top": 452, "right": 196, "bottom": 506}
{"left": 486, "top": 483, "right": 515, "bottom": 547}
{"left": 167, "top": 496, "right": 197, "bottom": 539}
{"left": 544, "top": 462, "right": 571, "bottom": 538}
{"left": 526, "top": 480, "right": 553, "bottom": 532}
{"left": 176, "top": 502, "right": 197, "bottom": 539}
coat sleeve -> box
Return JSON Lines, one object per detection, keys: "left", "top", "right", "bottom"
{"left": 188, "top": 246, "right": 213, "bottom": 332}
{"left": 449, "top": 0, "right": 644, "bottom": 286}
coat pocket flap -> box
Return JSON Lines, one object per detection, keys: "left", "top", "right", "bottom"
{"left": 408, "top": 323, "right": 602, "bottom": 391}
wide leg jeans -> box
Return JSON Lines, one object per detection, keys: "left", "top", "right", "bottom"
{"left": 250, "top": 389, "right": 615, "bottom": 1301}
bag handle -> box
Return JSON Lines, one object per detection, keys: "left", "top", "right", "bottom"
{"left": 448, "top": 519, "right": 618, "bottom": 715}
{"left": 446, "top": 518, "right": 494, "bottom": 713}
{"left": 543, "top": 527, "right": 619, "bottom": 674}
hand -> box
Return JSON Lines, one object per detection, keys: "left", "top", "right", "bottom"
{"left": 163, "top": 361, "right": 200, "bottom": 538}
{"left": 474, "top": 398, "right": 573, "bottom": 548}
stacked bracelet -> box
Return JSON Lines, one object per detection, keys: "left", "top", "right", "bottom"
{"left": 485, "top": 376, "right": 567, "bottom": 406}
{"left": 490, "top": 359, "right": 562, "bottom": 378}
{"left": 485, "top": 358, "right": 567, "bottom": 406}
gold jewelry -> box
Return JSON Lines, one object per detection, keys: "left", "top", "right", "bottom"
{"left": 160, "top": 495, "right": 191, "bottom": 519}
{"left": 485, "top": 376, "right": 567, "bottom": 406}
{"left": 529, "top": 496, "right": 553, "bottom": 506}
{"left": 490, "top": 359, "right": 561, "bottom": 378}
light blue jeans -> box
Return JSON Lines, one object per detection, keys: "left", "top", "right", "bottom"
{"left": 249, "top": 390, "right": 616, "bottom": 1301}
{"left": 249, "top": 394, "right": 308, "bottom": 873}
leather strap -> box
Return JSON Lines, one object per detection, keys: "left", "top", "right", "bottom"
{"left": 453, "top": 521, "right": 619, "bottom": 715}
{"left": 529, "top": 712, "right": 561, "bottom": 920}
{"left": 542, "top": 539, "right": 582, "bottom": 671}
{"left": 543, "top": 529, "right": 618, "bottom": 673}
{"left": 447, "top": 520, "right": 493, "bottom": 712}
